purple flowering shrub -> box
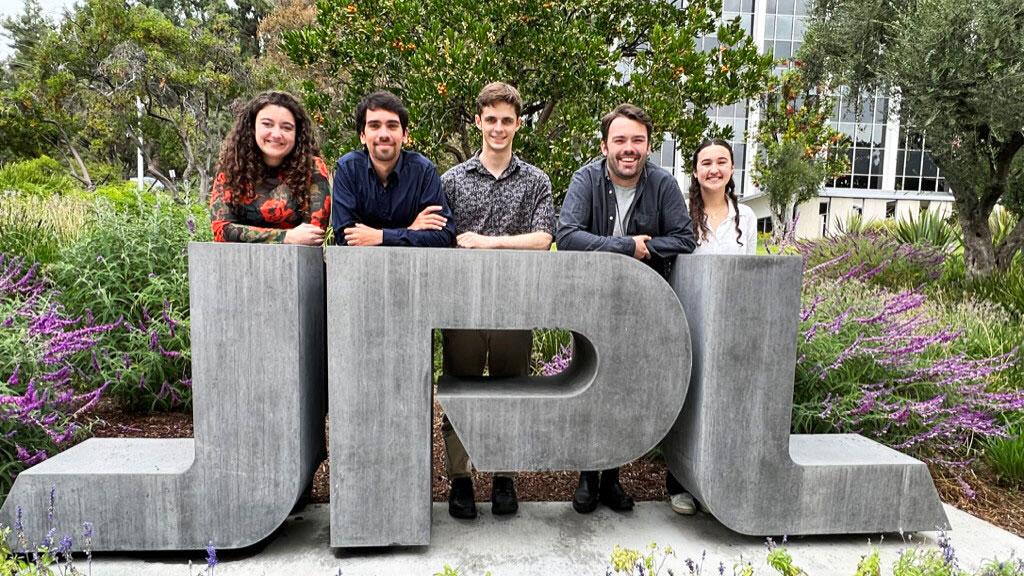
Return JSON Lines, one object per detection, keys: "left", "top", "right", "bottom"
{"left": 795, "top": 256, "right": 1024, "bottom": 484}
{"left": 0, "top": 255, "right": 115, "bottom": 496}
{"left": 49, "top": 200, "right": 210, "bottom": 411}
{"left": 796, "top": 230, "right": 947, "bottom": 290}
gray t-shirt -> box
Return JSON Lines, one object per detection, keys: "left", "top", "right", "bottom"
{"left": 612, "top": 183, "right": 636, "bottom": 237}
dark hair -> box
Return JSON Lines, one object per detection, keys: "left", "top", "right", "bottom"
{"left": 355, "top": 90, "right": 409, "bottom": 134}
{"left": 476, "top": 82, "right": 523, "bottom": 116}
{"left": 687, "top": 138, "right": 744, "bottom": 248}
{"left": 216, "top": 91, "right": 319, "bottom": 218}
{"left": 600, "top": 103, "right": 653, "bottom": 143}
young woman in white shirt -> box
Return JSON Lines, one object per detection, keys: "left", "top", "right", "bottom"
{"left": 666, "top": 139, "right": 759, "bottom": 516}
{"left": 689, "top": 138, "right": 757, "bottom": 255}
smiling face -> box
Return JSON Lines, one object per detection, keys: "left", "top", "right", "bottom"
{"left": 359, "top": 107, "right": 407, "bottom": 169}
{"left": 601, "top": 116, "right": 651, "bottom": 187}
{"left": 475, "top": 102, "right": 521, "bottom": 155}
{"left": 694, "top": 144, "right": 734, "bottom": 196}
{"left": 254, "top": 104, "right": 297, "bottom": 167}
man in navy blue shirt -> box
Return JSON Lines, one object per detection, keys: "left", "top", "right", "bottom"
{"left": 332, "top": 91, "right": 455, "bottom": 246}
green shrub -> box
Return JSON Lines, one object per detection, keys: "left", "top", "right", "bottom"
{"left": 0, "top": 156, "right": 80, "bottom": 197}
{"left": 0, "top": 194, "right": 90, "bottom": 265}
{"left": 939, "top": 254, "right": 1024, "bottom": 319}
{"left": 86, "top": 180, "right": 160, "bottom": 211}
{"left": 986, "top": 426, "right": 1024, "bottom": 487}
{"left": 892, "top": 209, "right": 960, "bottom": 252}
{"left": 49, "top": 196, "right": 211, "bottom": 411}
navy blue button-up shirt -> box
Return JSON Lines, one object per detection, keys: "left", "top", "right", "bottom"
{"left": 332, "top": 149, "right": 455, "bottom": 246}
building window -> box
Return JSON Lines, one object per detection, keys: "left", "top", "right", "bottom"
{"left": 757, "top": 216, "right": 773, "bottom": 234}
{"left": 886, "top": 201, "right": 897, "bottom": 219}
{"left": 895, "top": 129, "right": 948, "bottom": 193}
{"left": 827, "top": 88, "right": 887, "bottom": 192}
{"left": 819, "top": 200, "right": 830, "bottom": 236}
{"left": 765, "top": 0, "right": 809, "bottom": 71}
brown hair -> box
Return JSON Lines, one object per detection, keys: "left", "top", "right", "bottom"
{"left": 216, "top": 91, "right": 319, "bottom": 218}
{"left": 476, "top": 82, "right": 523, "bottom": 116}
{"left": 688, "top": 138, "right": 744, "bottom": 247}
{"left": 600, "top": 103, "right": 653, "bottom": 142}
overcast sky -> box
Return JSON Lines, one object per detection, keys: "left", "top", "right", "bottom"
{"left": 0, "top": 0, "right": 75, "bottom": 58}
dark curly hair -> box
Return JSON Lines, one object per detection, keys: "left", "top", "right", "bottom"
{"left": 688, "top": 138, "right": 744, "bottom": 248}
{"left": 216, "top": 91, "right": 319, "bottom": 218}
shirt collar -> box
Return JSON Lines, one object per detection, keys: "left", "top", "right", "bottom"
{"left": 467, "top": 152, "right": 521, "bottom": 180}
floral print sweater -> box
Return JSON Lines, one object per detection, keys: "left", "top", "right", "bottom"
{"left": 209, "top": 156, "right": 332, "bottom": 243}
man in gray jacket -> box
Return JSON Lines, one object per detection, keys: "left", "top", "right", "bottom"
{"left": 556, "top": 103, "right": 695, "bottom": 513}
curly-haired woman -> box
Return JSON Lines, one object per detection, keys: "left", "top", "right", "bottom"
{"left": 209, "top": 91, "right": 331, "bottom": 245}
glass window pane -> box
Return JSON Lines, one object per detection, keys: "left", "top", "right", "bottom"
{"left": 854, "top": 149, "right": 871, "bottom": 174}
{"left": 795, "top": 0, "right": 808, "bottom": 15}
{"left": 896, "top": 151, "right": 905, "bottom": 174}
{"left": 773, "top": 41, "right": 792, "bottom": 59}
{"left": 870, "top": 150, "right": 883, "bottom": 174}
{"left": 768, "top": 0, "right": 779, "bottom": 13}
{"left": 904, "top": 177, "right": 920, "bottom": 191}
{"left": 793, "top": 18, "right": 806, "bottom": 39}
{"left": 776, "top": 15, "right": 794, "bottom": 39}
{"left": 765, "top": 15, "right": 776, "bottom": 39}
{"left": 778, "top": 0, "right": 795, "bottom": 14}
{"left": 852, "top": 174, "right": 869, "bottom": 188}
{"left": 907, "top": 151, "right": 922, "bottom": 176}
{"left": 922, "top": 155, "right": 939, "bottom": 178}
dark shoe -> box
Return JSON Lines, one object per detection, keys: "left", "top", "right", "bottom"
{"left": 599, "top": 470, "right": 635, "bottom": 511}
{"left": 572, "top": 471, "right": 600, "bottom": 514}
{"left": 491, "top": 476, "right": 518, "bottom": 515}
{"left": 448, "top": 477, "right": 477, "bottom": 519}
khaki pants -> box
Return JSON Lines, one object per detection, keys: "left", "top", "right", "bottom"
{"left": 441, "top": 329, "right": 532, "bottom": 479}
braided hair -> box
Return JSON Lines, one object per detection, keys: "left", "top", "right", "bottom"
{"left": 687, "top": 138, "right": 744, "bottom": 248}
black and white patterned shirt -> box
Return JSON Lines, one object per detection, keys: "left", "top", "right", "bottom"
{"left": 441, "top": 154, "right": 556, "bottom": 237}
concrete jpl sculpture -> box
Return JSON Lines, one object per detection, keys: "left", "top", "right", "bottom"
{"left": 0, "top": 243, "right": 326, "bottom": 550}
{"left": 0, "top": 244, "right": 949, "bottom": 552}
{"left": 326, "top": 247, "right": 692, "bottom": 546}
{"left": 662, "top": 255, "right": 948, "bottom": 535}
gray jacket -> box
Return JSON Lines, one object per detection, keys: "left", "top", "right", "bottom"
{"left": 556, "top": 158, "right": 696, "bottom": 279}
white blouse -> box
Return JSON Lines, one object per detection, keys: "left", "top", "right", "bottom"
{"left": 693, "top": 202, "right": 758, "bottom": 255}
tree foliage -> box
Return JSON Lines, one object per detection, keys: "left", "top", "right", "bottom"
{"left": 752, "top": 66, "right": 849, "bottom": 236}
{"left": 1, "top": 0, "right": 254, "bottom": 197}
{"left": 282, "top": 0, "right": 774, "bottom": 203}
{"left": 801, "top": 0, "right": 1024, "bottom": 276}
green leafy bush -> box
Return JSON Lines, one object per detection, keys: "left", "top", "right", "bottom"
{"left": 0, "top": 156, "right": 79, "bottom": 197}
{"left": 49, "top": 196, "right": 211, "bottom": 410}
{"left": 85, "top": 180, "right": 160, "bottom": 211}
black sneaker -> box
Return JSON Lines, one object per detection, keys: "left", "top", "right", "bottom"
{"left": 491, "top": 476, "right": 518, "bottom": 516}
{"left": 448, "top": 476, "right": 477, "bottom": 519}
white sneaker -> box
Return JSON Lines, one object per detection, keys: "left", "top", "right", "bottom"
{"left": 670, "top": 491, "right": 697, "bottom": 515}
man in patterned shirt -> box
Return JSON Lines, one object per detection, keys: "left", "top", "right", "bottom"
{"left": 439, "top": 82, "right": 556, "bottom": 519}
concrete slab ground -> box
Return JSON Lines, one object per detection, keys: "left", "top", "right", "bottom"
{"left": 84, "top": 503, "right": 1022, "bottom": 575}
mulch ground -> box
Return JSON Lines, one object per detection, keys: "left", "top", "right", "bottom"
{"left": 86, "top": 401, "right": 1024, "bottom": 538}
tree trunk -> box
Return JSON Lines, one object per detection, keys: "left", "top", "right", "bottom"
{"left": 995, "top": 216, "right": 1024, "bottom": 271}
{"left": 956, "top": 199, "right": 997, "bottom": 277}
